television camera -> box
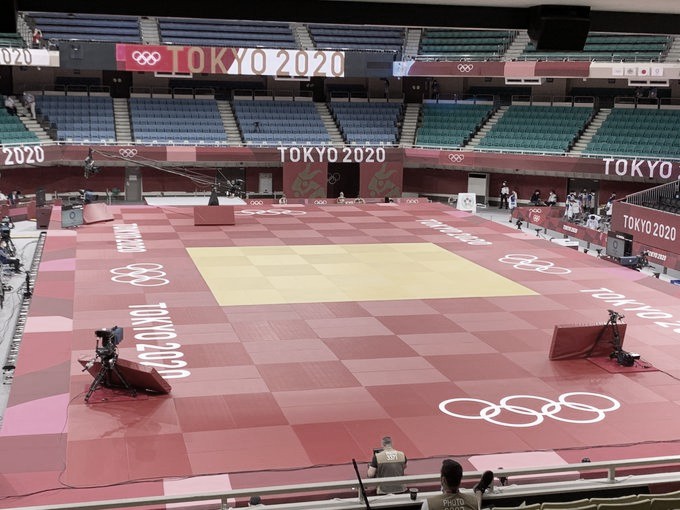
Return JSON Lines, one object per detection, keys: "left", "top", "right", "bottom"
{"left": 83, "top": 148, "right": 100, "bottom": 178}
{"left": 95, "top": 326, "right": 124, "bottom": 359}
{"left": 1, "top": 216, "right": 17, "bottom": 258}
{"left": 84, "top": 326, "right": 135, "bottom": 402}
{"left": 1, "top": 216, "right": 14, "bottom": 241}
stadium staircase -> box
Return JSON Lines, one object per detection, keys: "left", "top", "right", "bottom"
{"left": 466, "top": 105, "right": 508, "bottom": 148}
{"left": 15, "top": 103, "right": 50, "bottom": 144}
{"left": 399, "top": 103, "right": 420, "bottom": 147}
{"left": 504, "top": 31, "right": 530, "bottom": 61}
{"left": 113, "top": 98, "right": 132, "bottom": 144}
{"left": 139, "top": 17, "right": 160, "bottom": 45}
{"left": 315, "top": 103, "right": 344, "bottom": 146}
{"left": 16, "top": 14, "right": 32, "bottom": 46}
{"left": 665, "top": 36, "right": 680, "bottom": 62}
{"left": 217, "top": 100, "right": 242, "bottom": 146}
{"left": 570, "top": 108, "right": 611, "bottom": 156}
{"left": 402, "top": 27, "right": 422, "bottom": 59}
{"left": 292, "top": 22, "right": 314, "bottom": 50}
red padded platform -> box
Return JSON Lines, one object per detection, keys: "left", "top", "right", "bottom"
{"left": 194, "top": 205, "right": 235, "bottom": 225}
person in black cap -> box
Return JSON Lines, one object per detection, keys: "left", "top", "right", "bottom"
{"left": 248, "top": 495, "right": 264, "bottom": 506}
{"left": 421, "top": 459, "right": 493, "bottom": 510}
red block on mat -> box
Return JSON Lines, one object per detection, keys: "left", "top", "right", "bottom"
{"left": 549, "top": 323, "right": 627, "bottom": 360}
{"left": 83, "top": 202, "right": 114, "bottom": 224}
{"left": 194, "top": 205, "right": 235, "bottom": 225}
{"left": 78, "top": 356, "right": 172, "bottom": 394}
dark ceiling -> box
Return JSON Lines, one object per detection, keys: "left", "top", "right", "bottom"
{"left": 12, "top": 0, "right": 680, "bottom": 34}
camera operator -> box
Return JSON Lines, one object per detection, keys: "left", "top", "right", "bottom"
{"left": 1, "top": 216, "right": 16, "bottom": 257}
{"left": 0, "top": 243, "right": 21, "bottom": 273}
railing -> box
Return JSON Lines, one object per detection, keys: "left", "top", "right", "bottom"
{"left": 509, "top": 95, "right": 596, "bottom": 108}
{"left": 7, "top": 455, "right": 680, "bottom": 510}
{"left": 625, "top": 180, "right": 680, "bottom": 207}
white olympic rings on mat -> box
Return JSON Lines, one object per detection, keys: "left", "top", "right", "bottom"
{"left": 457, "top": 63, "right": 474, "bottom": 73}
{"left": 119, "top": 148, "right": 138, "bottom": 158}
{"left": 498, "top": 254, "right": 571, "bottom": 274}
{"left": 405, "top": 198, "right": 419, "bottom": 204}
{"left": 448, "top": 153, "right": 465, "bottom": 163}
{"left": 110, "top": 263, "right": 169, "bottom": 287}
{"left": 439, "top": 392, "right": 620, "bottom": 428}
{"left": 249, "top": 200, "right": 264, "bottom": 205}
{"left": 313, "top": 199, "right": 328, "bottom": 205}
{"left": 528, "top": 208, "right": 543, "bottom": 213}
{"left": 132, "top": 50, "right": 161, "bottom": 65}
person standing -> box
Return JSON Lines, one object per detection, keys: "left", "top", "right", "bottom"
{"left": 23, "top": 92, "right": 36, "bottom": 120}
{"left": 421, "top": 459, "right": 493, "bottom": 510}
{"left": 32, "top": 27, "right": 43, "bottom": 48}
{"left": 508, "top": 189, "right": 518, "bottom": 222}
{"left": 499, "top": 181, "right": 509, "bottom": 209}
{"left": 367, "top": 436, "right": 407, "bottom": 495}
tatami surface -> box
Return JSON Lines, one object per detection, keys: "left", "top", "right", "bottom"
{"left": 188, "top": 243, "right": 536, "bottom": 306}
{"left": 1, "top": 201, "right": 680, "bottom": 508}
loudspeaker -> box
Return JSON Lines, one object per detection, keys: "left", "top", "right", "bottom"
{"left": 35, "top": 188, "right": 46, "bottom": 207}
{"left": 528, "top": 5, "right": 590, "bottom": 51}
{"left": 36, "top": 206, "right": 51, "bottom": 229}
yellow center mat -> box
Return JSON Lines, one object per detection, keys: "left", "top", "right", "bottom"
{"left": 187, "top": 243, "right": 537, "bottom": 306}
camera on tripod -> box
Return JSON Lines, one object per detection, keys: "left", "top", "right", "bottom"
{"left": 95, "top": 326, "right": 124, "bottom": 359}
{"left": 0, "top": 216, "right": 13, "bottom": 241}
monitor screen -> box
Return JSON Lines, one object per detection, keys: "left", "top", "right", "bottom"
{"left": 61, "top": 207, "right": 84, "bottom": 228}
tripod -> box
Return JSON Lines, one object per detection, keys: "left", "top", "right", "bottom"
{"left": 600, "top": 310, "right": 637, "bottom": 367}
{"left": 84, "top": 349, "right": 136, "bottom": 402}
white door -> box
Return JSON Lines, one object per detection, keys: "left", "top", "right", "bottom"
{"left": 258, "top": 173, "right": 273, "bottom": 194}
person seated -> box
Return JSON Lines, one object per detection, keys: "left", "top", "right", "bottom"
{"left": 4, "top": 96, "right": 17, "bottom": 116}
{"left": 337, "top": 191, "right": 345, "bottom": 204}
{"left": 529, "top": 189, "right": 542, "bottom": 206}
{"left": 278, "top": 193, "right": 287, "bottom": 205}
{"left": 585, "top": 214, "right": 601, "bottom": 230}
{"left": 421, "top": 459, "right": 493, "bottom": 510}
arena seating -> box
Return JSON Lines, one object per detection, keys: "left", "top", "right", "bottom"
{"left": 329, "top": 101, "right": 403, "bottom": 145}
{"left": 520, "top": 33, "right": 672, "bottom": 61}
{"left": 34, "top": 93, "right": 116, "bottom": 143}
{"left": 26, "top": 12, "right": 142, "bottom": 43}
{"left": 0, "top": 33, "right": 25, "bottom": 47}
{"left": 416, "top": 102, "right": 495, "bottom": 148}
{"left": 130, "top": 97, "right": 227, "bottom": 145}
{"left": 158, "top": 18, "right": 296, "bottom": 48}
{"left": 0, "top": 100, "right": 40, "bottom": 145}
{"left": 419, "top": 29, "right": 515, "bottom": 60}
{"left": 583, "top": 108, "right": 680, "bottom": 158}
{"left": 308, "top": 24, "right": 404, "bottom": 51}
{"left": 478, "top": 105, "right": 593, "bottom": 153}
{"left": 232, "top": 99, "right": 330, "bottom": 145}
